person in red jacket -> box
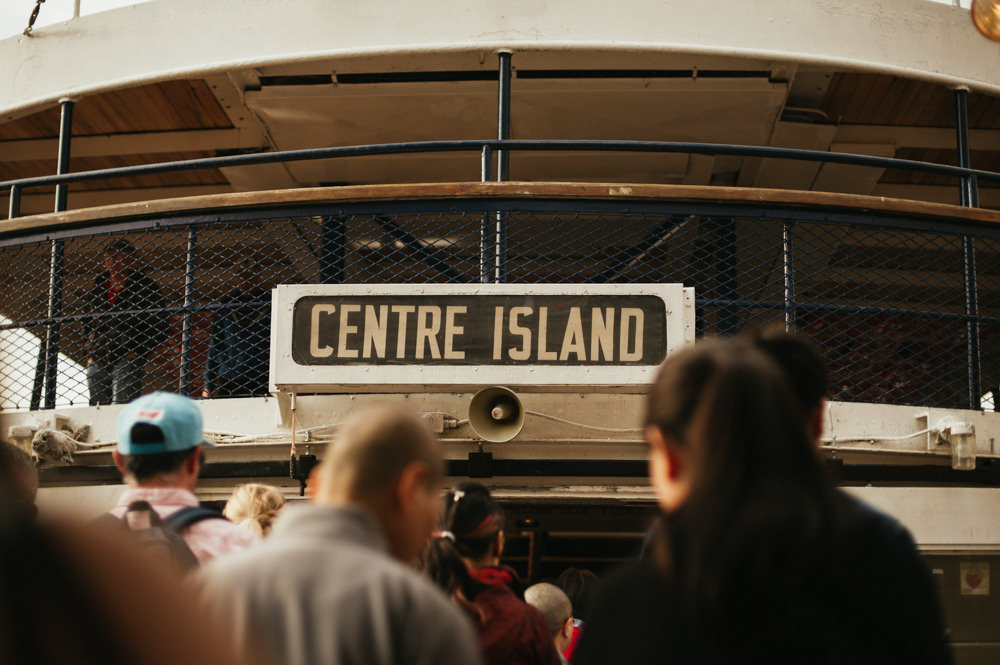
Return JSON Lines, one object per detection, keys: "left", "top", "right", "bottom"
{"left": 85, "top": 239, "right": 168, "bottom": 405}
{"left": 423, "top": 482, "right": 560, "bottom": 665}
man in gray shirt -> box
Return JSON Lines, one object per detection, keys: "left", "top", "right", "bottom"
{"left": 200, "top": 405, "right": 483, "bottom": 665}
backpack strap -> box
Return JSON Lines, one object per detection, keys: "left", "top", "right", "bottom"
{"left": 123, "top": 499, "right": 165, "bottom": 526}
{"left": 96, "top": 502, "right": 218, "bottom": 572}
{"left": 162, "top": 506, "right": 228, "bottom": 532}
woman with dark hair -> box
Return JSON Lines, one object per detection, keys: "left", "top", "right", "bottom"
{"left": 423, "top": 481, "right": 560, "bottom": 665}
{"left": 554, "top": 567, "right": 597, "bottom": 662}
{"left": 575, "top": 338, "right": 951, "bottom": 664}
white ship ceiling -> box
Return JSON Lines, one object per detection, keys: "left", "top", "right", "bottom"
{"left": 1, "top": 0, "right": 1000, "bottom": 216}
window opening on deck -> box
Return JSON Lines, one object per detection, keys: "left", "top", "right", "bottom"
{"left": 0, "top": 315, "right": 87, "bottom": 410}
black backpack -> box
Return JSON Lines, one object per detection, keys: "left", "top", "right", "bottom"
{"left": 104, "top": 500, "right": 226, "bottom": 571}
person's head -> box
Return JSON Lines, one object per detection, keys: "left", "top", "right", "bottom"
{"left": 103, "top": 239, "right": 138, "bottom": 276}
{"left": 555, "top": 567, "right": 598, "bottom": 622}
{"left": 644, "top": 338, "right": 823, "bottom": 514}
{"left": 525, "top": 583, "right": 575, "bottom": 652}
{"left": 643, "top": 338, "right": 834, "bottom": 615}
{"left": 112, "top": 392, "right": 212, "bottom": 491}
{"left": 235, "top": 258, "right": 267, "bottom": 294}
{"left": 223, "top": 483, "right": 286, "bottom": 536}
{"left": 749, "top": 326, "right": 830, "bottom": 443}
{"left": 642, "top": 337, "right": 840, "bottom": 638}
{"left": 421, "top": 482, "right": 504, "bottom": 616}
{"left": 0, "top": 440, "right": 38, "bottom": 520}
{"left": 440, "top": 481, "right": 505, "bottom": 565}
{"left": 314, "top": 404, "right": 443, "bottom": 562}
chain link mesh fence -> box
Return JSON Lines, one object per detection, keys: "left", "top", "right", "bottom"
{"left": 1, "top": 199, "right": 997, "bottom": 411}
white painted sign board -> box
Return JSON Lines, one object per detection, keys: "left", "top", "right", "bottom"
{"left": 270, "top": 284, "right": 694, "bottom": 392}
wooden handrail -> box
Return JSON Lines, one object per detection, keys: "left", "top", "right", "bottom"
{"left": 3, "top": 182, "right": 1000, "bottom": 238}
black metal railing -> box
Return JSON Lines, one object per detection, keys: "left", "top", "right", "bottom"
{"left": 6, "top": 138, "right": 1000, "bottom": 220}
{"left": 0, "top": 190, "right": 998, "bottom": 412}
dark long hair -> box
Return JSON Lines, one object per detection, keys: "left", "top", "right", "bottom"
{"left": 556, "top": 567, "right": 598, "bottom": 622}
{"left": 0, "top": 485, "right": 127, "bottom": 665}
{"left": 422, "top": 482, "right": 505, "bottom": 620}
{"left": 644, "top": 339, "right": 835, "bottom": 628}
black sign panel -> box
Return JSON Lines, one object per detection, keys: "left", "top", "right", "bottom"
{"left": 291, "top": 294, "right": 666, "bottom": 366}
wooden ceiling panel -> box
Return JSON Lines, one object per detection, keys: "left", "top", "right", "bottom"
{"left": 0, "top": 80, "right": 232, "bottom": 140}
{"left": 880, "top": 148, "right": 1000, "bottom": 187}
{"left": 0, "top": 152, "right": 228, "bottom": 191}
{"left": 0, "top": 109, "right": 60, "bottom": 139}
{"left": 970, "top": 95, "right": 1000, "bottom": 128}
{"left": 822, "top": 73, "right": 1000, "bottom": 129}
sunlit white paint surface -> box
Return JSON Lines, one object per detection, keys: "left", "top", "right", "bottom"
{"left": 0, "top": 316, "right": 88, "bottom": 410}
{"left": 0, "top": 0, "right": 152, "bottom": 40}
{"left": 1, "top": 0, "right": 997, "bottom": 120}
{"left": 0, "top": 0, "right": 974, "bottom": 42}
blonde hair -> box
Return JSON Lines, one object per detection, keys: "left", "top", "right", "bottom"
{"left": 223, "top": 483, "right": 286, "bottom": 536}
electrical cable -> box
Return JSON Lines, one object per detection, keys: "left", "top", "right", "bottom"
{"left": 817, "top": 444, "right": 942, "bottom": 457}
{"left": 200, "top": 406, "right": 644, "bottom": 445}
{"left": 524, "top": 410, "right": 643, "bottom": 433}
{"left": 819, "top": 428, "right": 930, "bottom": 444}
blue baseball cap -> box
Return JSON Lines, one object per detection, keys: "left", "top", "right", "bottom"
{"left": 117, "top": 392, "right": 214, "bottom": 456}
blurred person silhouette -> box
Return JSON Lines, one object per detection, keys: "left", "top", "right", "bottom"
{"left": 751, "top": 327, "right": 951, "bottom": 660}
{"left": 86, "top": 239, "right": 169, "bottom": 405}
{"left": 555, "top": 567, "right": 598, "bottom": 662}
{"left": 749, "top": 326, "right": 832, "bottom": 446}
{"left": 525, "top": 583, "right": 574, "bottom": 665}
{"left": 422, "top": 481, "right": 560, "bottom": 665}
{"left": 575, "top": 337, "right": 952, "bottom": 665}
{"left": 0, "top": 481, "right": 253, "bottom": 665}
{"left": 109, "top": 392, "right": 258, "bottom": 566}
{"left": 199, "top": 405, "right": 482, "bottom": 665}
{"left": 202, "top": 258, "right": 271, "bottom": 398}
{"left": 223, "top": 483, "right": 286, "bottom": 537}
{"left": 0, "top": 440, "right": 38, "bottom": 520}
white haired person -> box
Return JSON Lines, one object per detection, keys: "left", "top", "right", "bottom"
{"left": 525, "top": 583, "right": 574, "bottom": 665}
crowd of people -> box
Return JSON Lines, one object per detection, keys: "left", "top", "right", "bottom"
{"left": 0, "top": 329, "right": 952, "bottom": 664}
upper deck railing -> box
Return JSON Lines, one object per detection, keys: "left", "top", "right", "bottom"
{"left": 1, "top": 173, "right": 998, "bottom": 413}
{"left": 5, "top": 138, "right": 1000, "bottom": 220}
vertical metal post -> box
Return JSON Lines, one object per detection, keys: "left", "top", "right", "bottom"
{"left": 178, "top": 227, "right": 197, "bottom": 395}
{"left": 963, "top": 236, "right": 981, "bottom": 408}
{"left": 37, "top": 99, "right": 74, "bottom": 409}
{"left": 715, "top": 218, "right": 739, "bottom": 334}
{"left": 480, "top": 146, "right": 494, "bottom": 284}
{"left": 42, "top": 239, "right": 65, "bottom": 409}
{"left": 29, "top": 336, "right": 46, "bottom": 411}
{"left": 955, "top": 87, "right": 979, "bottom": 208}
{"left": 481, "top": 145, "right": 492, "bottom": 182}
{"left": 54, "top": 99, "right": 74, "bottom": 214}
{"left": 8, "top": 184, "right": 20, "bottom": 219}
{"left": 493, "top": 51, "right": 512, "bottom": 283}
{"left": 496, "top": 51, "right": 512, "bottom": 182}
{"left": 956, "top": 86, "right": 982, "bottom": 407}
{"left": 782, "top": 222, "right": 796, "bottom": 330}
{"left": 320, "top": 215, "right": 347, "bottom": 283}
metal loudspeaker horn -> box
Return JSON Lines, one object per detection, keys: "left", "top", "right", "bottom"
{"left": 468, "top": 386, "right": 524, "bottom": 443}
